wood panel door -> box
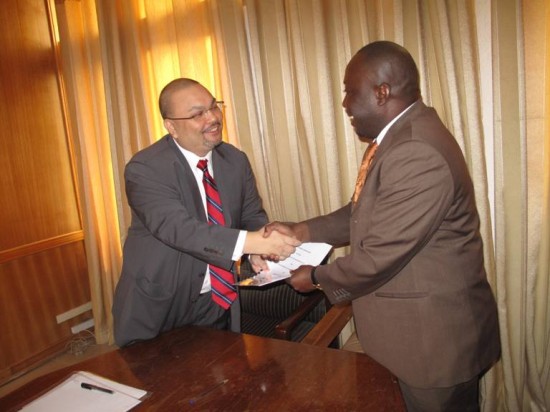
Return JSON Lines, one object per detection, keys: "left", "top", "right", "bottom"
{"left": 0, "top": 0, "right": 91, "bottom": 384}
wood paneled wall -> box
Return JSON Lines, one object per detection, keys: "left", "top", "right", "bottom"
{"left": 0, "top": 0, "right": 91, "bottom": 383}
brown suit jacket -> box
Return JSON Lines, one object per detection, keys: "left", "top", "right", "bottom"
{"left": 307, "top": 101, "right": 500, "bottom": 388}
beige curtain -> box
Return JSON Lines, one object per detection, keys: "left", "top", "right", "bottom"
{"left": 93, "top": 0, "right": 229, "bottom": 232}
{"left": 53, "top": 0, "right": 224, "bottom": 344}
{"left": 54, "top": 0, "right": 121, "bottom": 345}
{"left": 212, "top": 0, "right": 550, "bottom": 410}
{"left": 519, "top": 1, "right": 550, "bottom": 410}
{"left": 53, "top": 0, "right": 549, "bottom": 409}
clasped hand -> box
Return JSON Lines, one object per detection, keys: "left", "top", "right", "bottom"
{"left": 245, "top": 222, "right": 300, "bottom": 273}
{"left": 249, "top": 222, "right": 317, "bottom": 292}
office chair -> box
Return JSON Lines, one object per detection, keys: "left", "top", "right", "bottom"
{"left": 238, "top": 259, "right": 329, "bottom": 342}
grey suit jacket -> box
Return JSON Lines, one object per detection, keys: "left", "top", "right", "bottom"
{"left": 308, "top": 101, "right": 500, "bottom": 388}
{"left": 113, "top": 136, "right": 267, "bottom": 347}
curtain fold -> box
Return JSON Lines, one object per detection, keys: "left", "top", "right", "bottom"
{"left": 54, "top": 0, "right": 224, "bottom": 344}
{"left": 53, "top": 0, "right": 549, "bottom": 409}
{"left": 54, "top": 0, "right": 122, "bottom": 345}
{"left": 523, "top": 0, "right": 550, "bottom": 409}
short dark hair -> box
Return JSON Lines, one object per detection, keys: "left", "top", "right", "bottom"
{"left": 158, "top": 78, "right": 200, "bottom": 119}
{"left": 356, "top": 41, "right": 421, "bottom": 102}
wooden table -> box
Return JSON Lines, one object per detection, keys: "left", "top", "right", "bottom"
{"left": 0, "top": 326, "right": 405, "bottom": 411}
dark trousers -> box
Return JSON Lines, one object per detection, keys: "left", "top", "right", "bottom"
{"left": 191, "top": 291, "right": 230, "bottom": 330}
{"left": 398, "top": 375, "right": 480, "bottom": 412}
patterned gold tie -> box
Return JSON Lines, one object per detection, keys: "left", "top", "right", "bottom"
{"left": 197, "top": 159, "right": 237, "bottom": 310}
{"left": 352, "top": 142, "right": 379, "bottom": 204}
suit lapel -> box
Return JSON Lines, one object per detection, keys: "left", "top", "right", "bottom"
{"left": 373, "top": 100, "right": 425, "bottom": 162}
{"left": 166, "top": 136, "right": 206, "bottom": 220}
{"left": 352, "top": 101, "right": 426, "bottom": 210}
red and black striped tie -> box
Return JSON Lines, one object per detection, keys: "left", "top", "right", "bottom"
{"left": 197, "top": 159, "right": 237, "bottom": 309}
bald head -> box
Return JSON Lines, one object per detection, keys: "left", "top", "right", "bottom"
{"left": 159, "top": 78, "right": 201, "bottom": 119}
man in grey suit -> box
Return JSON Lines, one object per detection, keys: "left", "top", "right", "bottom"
{"left": 267, "top": 42, "right": 500, "bottom": 411}
{"left": 113, "top": 78, "right": 300, "bottom": 347}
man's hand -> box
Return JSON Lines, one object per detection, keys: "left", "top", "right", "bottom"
{"left": 243, "top": 228, "right": 301, "bottom": 260}
{"left": 264, "top": 221, "right": 310, "bottom": 242}
{"left": 248, "top": 254, "right": 269, "bottom": 273}
{"left": 264, "top": 222, "right": 296, "bottom": 238}
{"left": 287, "top": 265, "right": 316, "bottom": 293}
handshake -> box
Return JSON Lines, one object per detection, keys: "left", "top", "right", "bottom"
{"left": 243, "top": 221, "right": 318, "bottom": 292}
{"left": 243, "top": 221, "right": 309, "bottom": 269}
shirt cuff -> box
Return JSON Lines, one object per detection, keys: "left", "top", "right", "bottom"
{"left": 232, "top": 230, "right": 247, "bottom": 261}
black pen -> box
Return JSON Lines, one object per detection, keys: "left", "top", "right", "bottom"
{"left": 81, "top": 382, "right": 114, "bottom": 394}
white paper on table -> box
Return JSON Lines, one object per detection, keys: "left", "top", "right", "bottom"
{"left": 20, "top": 371, "right": 148, "bottom": 412}
{"left": 237, "top": 242, "right": 332, "bottom": 287}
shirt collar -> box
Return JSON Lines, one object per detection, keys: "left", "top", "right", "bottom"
{"left": 375, "top": 100, "right": 417, "bottom": 145}
{"left": 173, "top": 139, "right": 213, "bottom": 172}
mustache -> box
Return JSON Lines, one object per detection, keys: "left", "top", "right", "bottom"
{"left": 202, "top": 121, "right": 222, "bottom": 132}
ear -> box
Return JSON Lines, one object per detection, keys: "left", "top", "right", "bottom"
{"left": 375, "top": 83, "right": 390, "bottom": 105}
{"left": 164, "top": 118, "right": 176, "bottom": 136}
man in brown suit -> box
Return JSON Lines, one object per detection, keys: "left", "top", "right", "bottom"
{"left": 267, "top": 41, "right": 500, "bottom": 411}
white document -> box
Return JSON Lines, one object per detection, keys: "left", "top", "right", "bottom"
{"left": 238, "top": 242, "right": 332, "bottom": 287}
{"left": 21, "top": 371, "right": 148, "bottom": 412}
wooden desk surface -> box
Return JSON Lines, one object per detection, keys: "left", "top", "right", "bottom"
{"left": 0, "top": 326, "right": 405, "bottom": 411}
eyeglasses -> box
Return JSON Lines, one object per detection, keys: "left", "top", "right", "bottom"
{"left": 165, "top": 101, "right": 224, "bottom": 121}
